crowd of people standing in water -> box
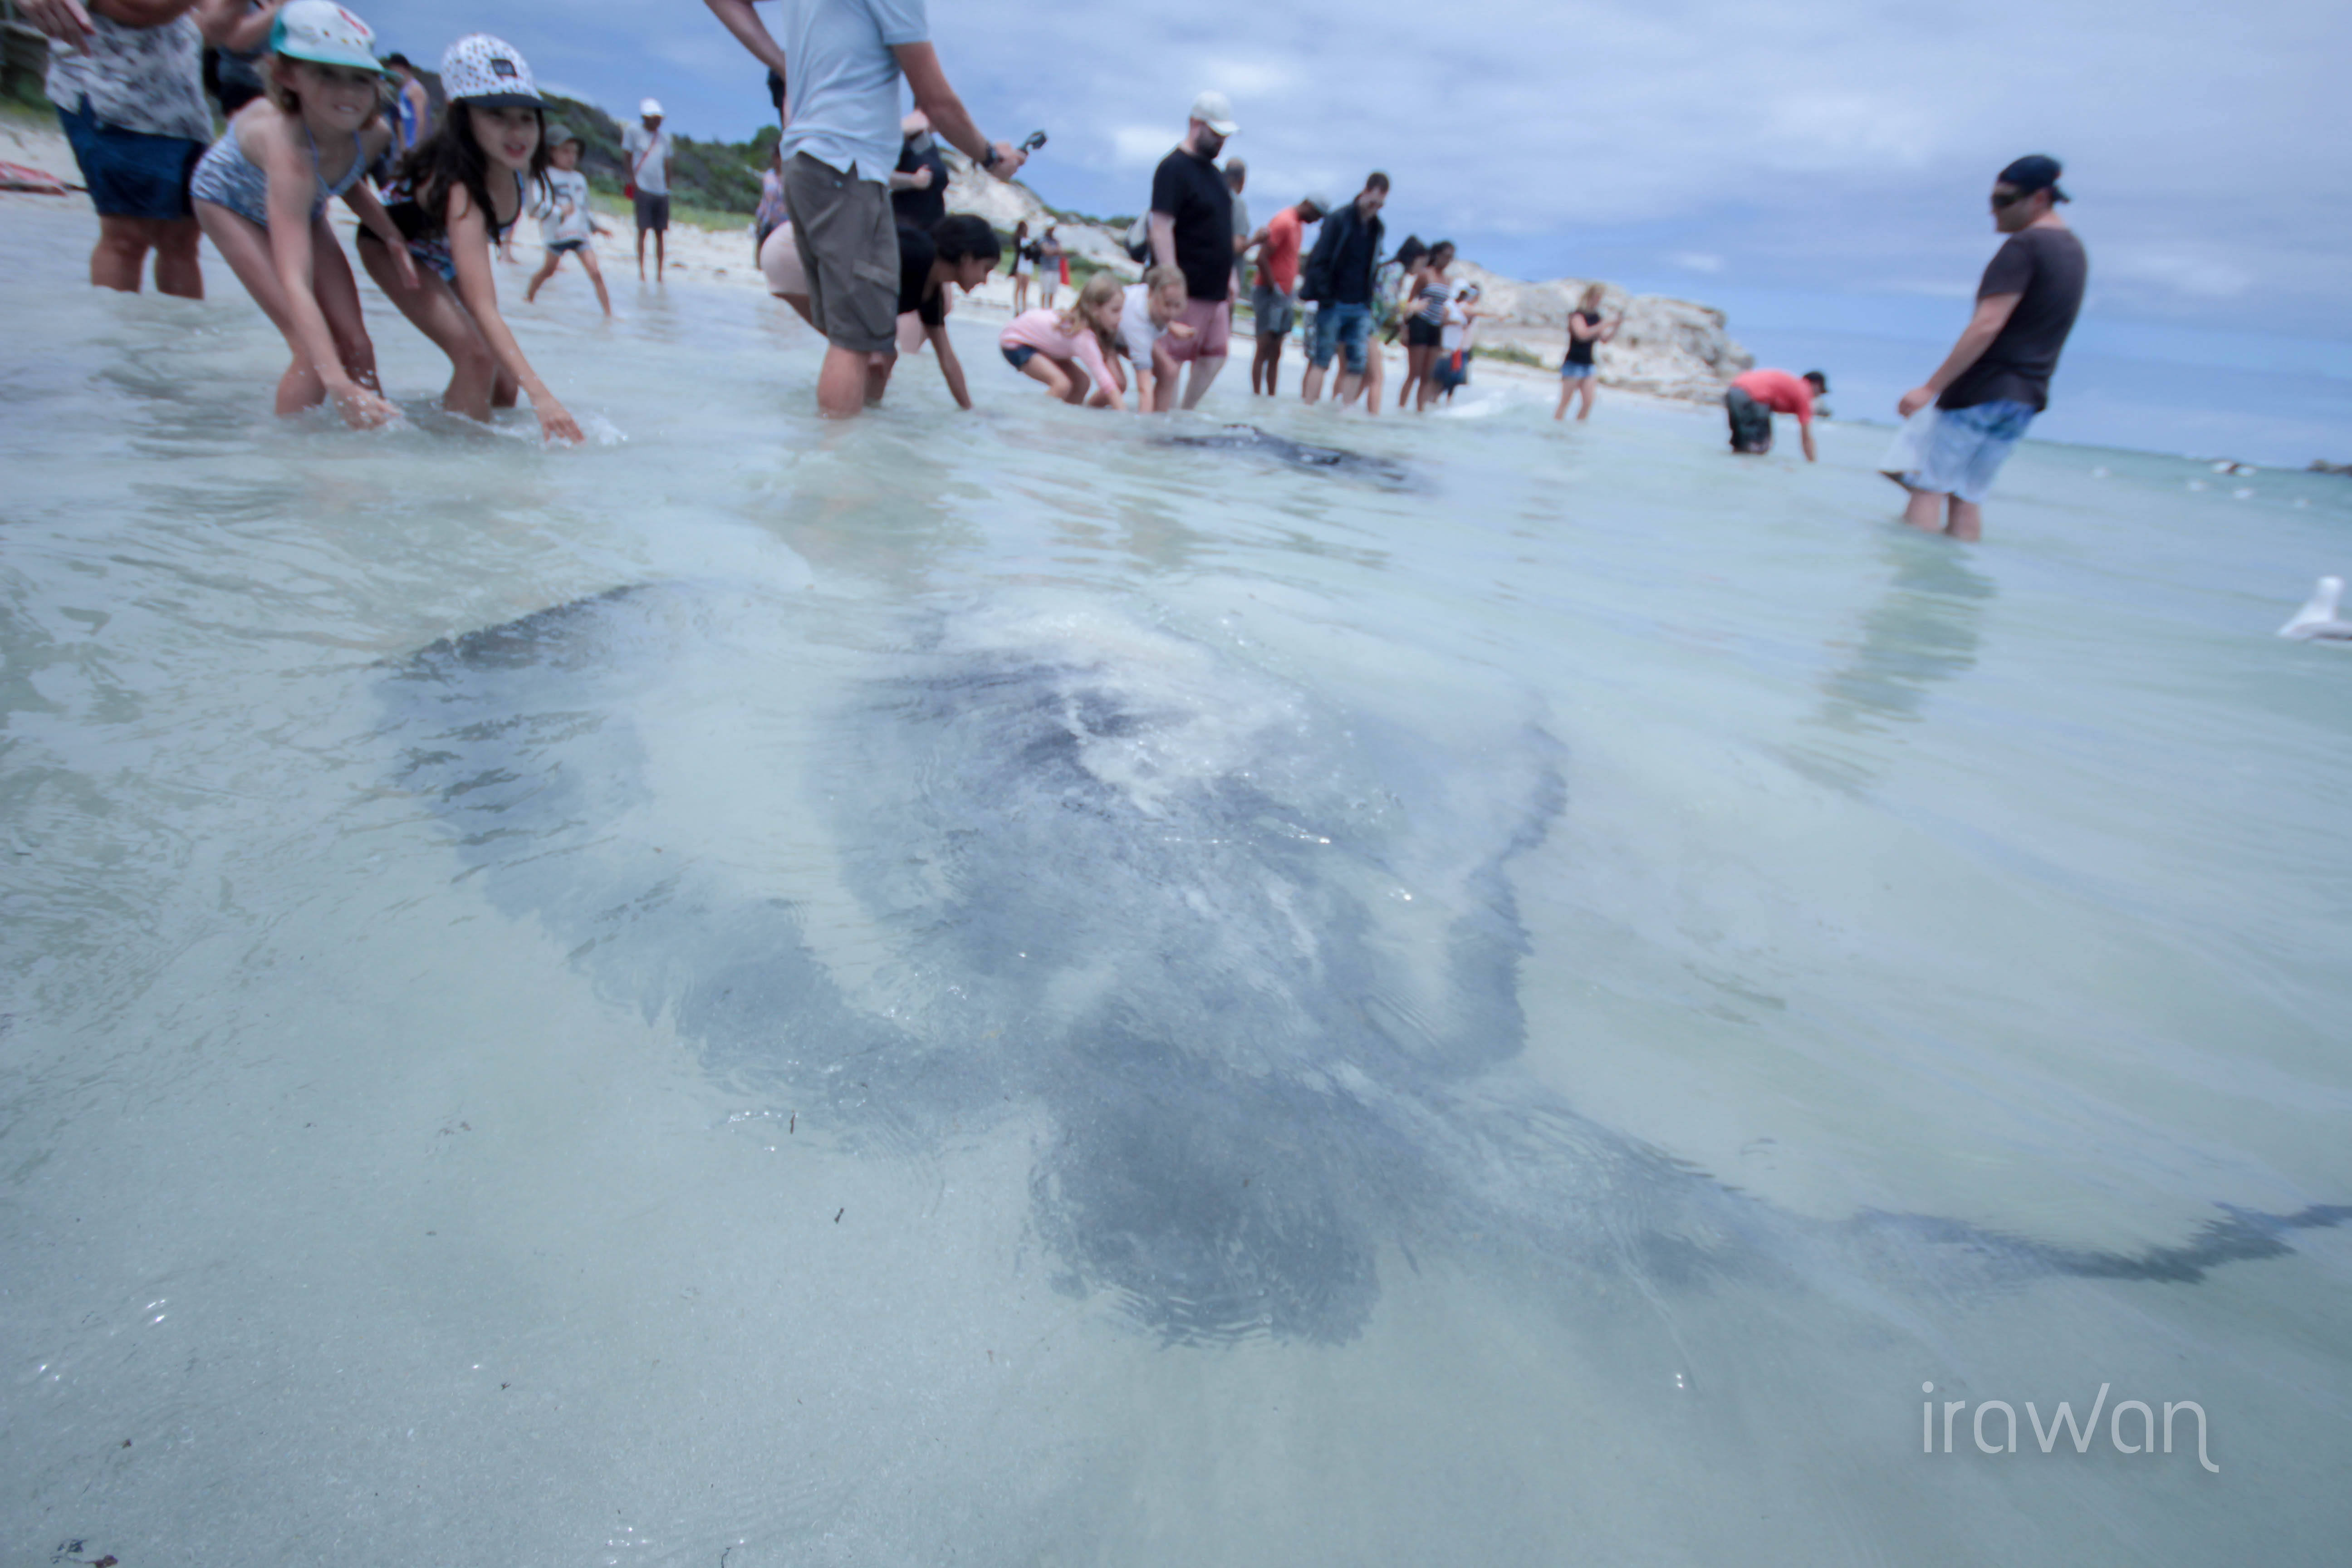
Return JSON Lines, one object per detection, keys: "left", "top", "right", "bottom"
{"left": 21, "top": 0, "right": 2086, "bottom": 540}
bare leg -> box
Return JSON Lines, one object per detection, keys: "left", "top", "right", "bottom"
{"left": 866, "top": 348, "right": 897, "bottom": 406}
{"left": 635, "top": 225, "right": 647, "bottom": 280}
{"left": 1901, "top": 488, "right": 1949, "bottom": 533}
{"left": 817, "top": 343, "right": 870, "bottom": 418}
{"left": 1577, "top": 378, "right": 1597, "bottom": 419}
{"left": 654, "top": 229, "right": 666, "bottom": 279}
{"left": 198, "top": 203, "right": 319, "bottom": 411}
{"left": 1016, "top": 353, "right": 1079, "bottom": 402}
{"left": 150, "top": 218, "right": 203, "bottom": 299}
{"left": 90, "top": 214, "right": 153, "bottom": 292}
{"left": 1946, "top": 499, "right": 1983, "bottom": 543}
{"left": 577, "top": 249, "right": 612, "bottom": 316}
{"left": 525, "top": 250, "right": 561, "bottom": 301}
{"left": 361, "top": 239, "right": 499, "bottom": 419}
{"left": 1299, "top": 361, "right": 1325, "bottom": 403}
{"left": 1179, "top": 353, "right": 1225, "bottom": 410}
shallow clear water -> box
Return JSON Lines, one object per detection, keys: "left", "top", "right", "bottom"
{"left": 4, "top": 203, "right": 2350, "bottom": 1565}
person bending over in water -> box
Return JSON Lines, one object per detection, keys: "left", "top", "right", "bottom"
{"left": 356, "top": 34, "right": 582, "bottom": 443}
{"left": 1116, "top": 264, "right": 1198, "bottom": 413}
{"left": 524, "top": 126, "right": 612, "bottom": 317}
{"left": 1553, "top": 282, "right": 1619, "bottom": 421}
{"left": 1000, "top": 271, "right": 1127, "bottom": 407}
{"left": 864, "top": 215, "right": 1000, "bottom": 410}
{"left": 190, "top": 0, "right": 407, "bottom": 428}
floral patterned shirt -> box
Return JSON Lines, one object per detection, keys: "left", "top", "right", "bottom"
{"left": 46, "top": 14, "right": 213, "bottom": 143}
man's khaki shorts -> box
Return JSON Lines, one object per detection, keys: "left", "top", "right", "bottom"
{"left": 782, "top": 152, "right": 898, "bottom": 354}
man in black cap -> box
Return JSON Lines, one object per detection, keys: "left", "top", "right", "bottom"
{"left": 1892, "top": 155, "right": 2087, "bottom": 542}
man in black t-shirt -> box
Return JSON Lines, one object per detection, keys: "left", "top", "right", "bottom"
{"left": 1893, "top": 155, "right": 2088, "bottom": 542}
{"left": 1146, "top": 90, "right": 1241, "bottom": 410}
{"left": 862, "top": 216, "right": 1000, "bottom": 411}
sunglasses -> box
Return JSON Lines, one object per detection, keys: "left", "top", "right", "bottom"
{"left": 1989, "top": 188, "right": 2038, "bottom": 209}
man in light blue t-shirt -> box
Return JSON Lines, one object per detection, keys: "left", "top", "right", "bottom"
{"left": 704, "top": 0, "right": 1028, "bottom": 417}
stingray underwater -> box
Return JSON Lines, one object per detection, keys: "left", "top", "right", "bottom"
{"left": 380, "top": 580, "right": 2347, "bottom": 1346}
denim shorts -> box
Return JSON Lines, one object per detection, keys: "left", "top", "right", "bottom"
{"left": 1905, "top": 399, "right": 2035, "bottom": 504}
{"left": 58, "top": 102, "right": 203, "bottom": 222}
{"left": 1251, "top": 282, "right": 1294, "bottom": 338}
{"left": 1310, "top": 301, "right": 1372, "bottom": 373}
{"left": 1002, "top": 345, "right": 1037, "bottom": 370}
{"left": 1559, "top": 361, "right": 1594, "bottom": 380}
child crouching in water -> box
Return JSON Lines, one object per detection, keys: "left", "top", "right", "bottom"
{"left": 356, "top": 34, "right": 582, "bottom": 443}
{"left": 524, "top": 126, "right": 611, "bottom": 317}
{"left": 999, "top": 271, "right": 1127, "bottom": 407}
{"left": 1116, "top": 265, "right": 1199, "bottom": 413}
{"left": 190, "top": 0, "right": 408, "bottom": 428}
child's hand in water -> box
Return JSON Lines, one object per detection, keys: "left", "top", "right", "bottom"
{"left": 536, "top": 399, "right": 585, "bottom": 445}
{"left": 333, "top": 384, "right": 398, "bottom": 429}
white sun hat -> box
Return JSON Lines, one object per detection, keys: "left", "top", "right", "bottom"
{"left": 440, "top": 34, "right": 542, "bottom": 108}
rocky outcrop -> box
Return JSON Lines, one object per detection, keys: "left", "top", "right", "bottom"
{"left": 942, "top": 161, "right": 1753, "bottom": 403}
{"left": 1449, "top": 261, "right": 1753, "bottom": 402}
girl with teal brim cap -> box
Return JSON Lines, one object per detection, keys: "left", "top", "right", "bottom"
{"left": 189, "top": 0, "right": 412, "bottom": 428}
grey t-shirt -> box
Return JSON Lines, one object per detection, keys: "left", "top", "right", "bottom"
{"left": 1940, "top": 225, "right": 2088, "bottom": 413}
{"left": 773, "top": 0, "right": 931, "bottom": 182}
{"left": 621, "top": 124, "right": 672, "bottom": 196}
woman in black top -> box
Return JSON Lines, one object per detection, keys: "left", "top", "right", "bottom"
{"left": 1553, "top": 282, "right": 1620, "bottom": 422}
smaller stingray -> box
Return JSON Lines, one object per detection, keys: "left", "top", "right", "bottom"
{"left": 1156, "top": 423, "right": 1414, "bottom": 486}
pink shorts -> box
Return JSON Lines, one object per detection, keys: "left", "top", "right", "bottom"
{"left": 1161, "top": 296, "right": 1231, "bottom": 362}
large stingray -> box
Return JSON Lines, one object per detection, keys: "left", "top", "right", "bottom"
{"left": 381, "top": 581, "right": 2346, "bottom": 1345}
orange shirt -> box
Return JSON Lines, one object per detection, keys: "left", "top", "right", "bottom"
{"left": 1255, "top": 206, "right": 1305, "bottom": 293}
{"left": 1730, "top": 368, "right": 1814, "bottom": 427}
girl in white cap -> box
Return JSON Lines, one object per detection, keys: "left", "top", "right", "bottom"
{"left": 189, "top": 0, "right": 410, "bottom": 428}
{"left": 357, "top": 34, "right": 583, "bottom": 444}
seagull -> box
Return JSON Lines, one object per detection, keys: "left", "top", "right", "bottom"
{"left": 2278, "top": 576, "right": 2352, "bottom": 641}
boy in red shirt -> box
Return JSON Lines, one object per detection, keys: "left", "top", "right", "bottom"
{"left": 1726, "top": 367, "right": 1827, "bottom": 461}
{"left": 1246, "top": 194, "right": 1326, "bottom": 395}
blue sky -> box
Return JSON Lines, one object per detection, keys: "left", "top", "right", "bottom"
{"left": 375, "top": 0, "right": 2349, "bottom": 455}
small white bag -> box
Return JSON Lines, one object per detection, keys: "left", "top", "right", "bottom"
{"left": 1878, "top": 405, "right": 1938, "bottom": 480}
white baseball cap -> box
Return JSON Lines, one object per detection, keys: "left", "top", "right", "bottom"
{"left": 640, "top": 98, "right": 664, "bottom": 118}
{"left": 440, "top": 34, "right": 541, "bottom": 108}
{"left": 1190, "top": 90, "right": 1238, "bottom": 137}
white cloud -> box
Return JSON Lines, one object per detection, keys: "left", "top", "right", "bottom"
{"left": 2099, "top": 247, "right": 2257, "bottom": 300}
{"left": 1110, "top": 124, "right": 1181, "bottom": 170}
{"left": 1672, "top": 253, "right": 1725, "bottom": 274}
{"left": 1199, "top": 57, "right": 1301, "bottom": 99}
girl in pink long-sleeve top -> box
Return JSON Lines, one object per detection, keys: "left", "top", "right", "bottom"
{"left": 1000, "top": 272, "right": 1128, "bottom": 407}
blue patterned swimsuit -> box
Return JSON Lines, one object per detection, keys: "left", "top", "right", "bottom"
{"left": 371, "top": 168, "right": 526, "bottom": 283}
{"left": 191, "top": 122, "right": 365, "bottom": 227}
